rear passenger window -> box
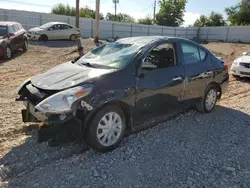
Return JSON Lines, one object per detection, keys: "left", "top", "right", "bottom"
{"left": 181, "top": 43, "right": 200, "bottom": 64}
{"left": 62, "top": 25, "right": 72, "bottom": 29}
{"left": 199, "top": 48, "right": 207, "bottom": 61}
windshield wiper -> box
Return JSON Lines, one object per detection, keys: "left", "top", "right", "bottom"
{"left": 80, "top": 62, "right": 96, "bottom": 68}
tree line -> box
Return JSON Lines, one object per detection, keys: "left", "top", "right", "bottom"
{"left": 51, "top": 0, "right": 250, "bottom": 27}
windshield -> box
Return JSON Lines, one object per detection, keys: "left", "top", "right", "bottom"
{"left": 0, "top": 26, "right": 7, "bottom": 36}
{"left": 75, "top": 40, "right": 146, "bottom": 69}
{"left": 39, "top": 22, "right": 54, "bottom": 29}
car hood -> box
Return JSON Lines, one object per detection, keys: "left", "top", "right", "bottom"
{"left": 29, "top": 27, "right": 44, "bottom": 32}
{"left": 31, "top": 62, "right": 116, "bottom": 90}
{"left": 236, "top": 56, "right": 250, "bottom": 63}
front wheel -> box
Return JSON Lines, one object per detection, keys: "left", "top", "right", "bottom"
{"left": 196, "top": 85, "right": 217, "bottom": 113}
{"left": 85, "top": 105, "right": 126, "bottom": 152}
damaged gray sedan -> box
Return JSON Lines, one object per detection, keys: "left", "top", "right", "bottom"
{"left": 16, "top": 36, "right": 229, "bottom": 152}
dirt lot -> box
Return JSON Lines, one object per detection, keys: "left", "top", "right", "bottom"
{"left": 0, "top": 40, "right": 250, "bottom": 187}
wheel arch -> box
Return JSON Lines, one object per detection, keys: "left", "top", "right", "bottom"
{"left": 206, "top": 81, "right": 221, "bottom": 99}
{"left": 83, "top": 100, "right": 133, "bottom": 135}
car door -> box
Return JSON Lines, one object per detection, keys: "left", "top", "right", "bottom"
{"left": 47, "top": 24, "right": 62, "bottom": 40}
{"left": 7, "top": 25, "right": 19, "bottom": 51}
{"left": 180, "top": 40, "right": 214, "bottom": 102}
{"left": 62, "top": 24, "right": 73, "bottom": 39}
{"left": 135, "top": 40, "right": 186, "bottom": 124}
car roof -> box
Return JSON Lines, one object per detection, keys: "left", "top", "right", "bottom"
{"left": 0, "top": 21, "right": 20, "bottom": 26}
{"left": 47, "top": 22, "right": 70, "bottom": 25}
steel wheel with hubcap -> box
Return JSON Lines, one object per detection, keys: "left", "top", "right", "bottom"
{"left": 196, "top": 85, "right": 218, "bottom": 113}
{"left": 205, "top": 89, "right": 217, "bottom": 111}
{"left": 85, "top": 105, "right": 126, "bottom": 152}
{"left": 97, "top": 112, "right": 122, "bottom": 147}
{"left": 5, "top": 47, "right": 11, "bottom": 59}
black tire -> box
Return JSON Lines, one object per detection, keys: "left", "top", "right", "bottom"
{"left": 4, "top": 46, "right": 12, "bottom": 60}
{"left": 22, "top": 39, "right": 28, "bottom": 51}
{"left": 196, "top": 85, "right": 217, "bottom": 113}
{"left": 84, "top": 105, "right": 126, "bottom": 152}
{"left": 39, "top": 34, "right": 48, "bottom": 41}
{"left": 70, "top": 34, "right": 77, "bottom": 41}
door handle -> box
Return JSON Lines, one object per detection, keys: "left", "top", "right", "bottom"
{"left": 173, "top": 76, "right": 183, "bottom": 81}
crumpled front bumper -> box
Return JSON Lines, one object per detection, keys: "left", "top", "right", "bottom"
{"left": 18, "top": 99, "right": 83, "bottom": 143}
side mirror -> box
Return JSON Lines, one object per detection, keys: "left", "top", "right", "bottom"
{"left": 9, "top": 33, "right": 15, "bottom": 37}
{"left": 243, "top": 52, "right": 247, "bottom": 56}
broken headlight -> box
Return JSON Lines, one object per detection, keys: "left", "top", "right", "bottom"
{"left": 17, "top": 77, "right": 31, "bottom": 94}
{"left": 35, "top": 85, "right": 94, "bottom": 114}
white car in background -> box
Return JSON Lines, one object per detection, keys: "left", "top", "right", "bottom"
{"left": 231, "top": 51, "right": 250, "bottom": 78}
{"left": 27, "top": 22, "right": 80, "bottom": 41}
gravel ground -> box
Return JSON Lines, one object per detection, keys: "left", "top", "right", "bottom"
{"left": 0, "top": 40, "right": 250, "bottom": 188}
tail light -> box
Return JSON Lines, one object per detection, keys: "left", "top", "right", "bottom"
{"left": 224, "top": 64, "right": 229, "bottom": 71}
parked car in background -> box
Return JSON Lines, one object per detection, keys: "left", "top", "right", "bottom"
{"left": 16, "top": 36, "right": 229, "bottom": 152}
{"left": 231, "top": 51, "right": 250, "bottom": 78}
{"left": 27, "top": 22, "right": 80, "bottom": 41}
{"left": 0, "top": 21, "right": 28, "bottom": 59}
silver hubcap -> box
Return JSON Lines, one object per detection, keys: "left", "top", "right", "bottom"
{"left": 6, "top": 47, "right": 11, "bottom": 58}
{"left": 205, "top": 89, "right": 217, "bottom": 111}
{"left": 97, "top": 112, "right": 122, "bottom": 147}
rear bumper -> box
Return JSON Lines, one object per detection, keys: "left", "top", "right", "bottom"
{"left": 220, "top": 75, "right": 229, "bottom": 96}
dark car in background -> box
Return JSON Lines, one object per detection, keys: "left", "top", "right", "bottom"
{"left": 16, "top": 36, "right": 229, "bottom": 152}
{"left": 0, "top": 21, "right": 28, "bottom": 59}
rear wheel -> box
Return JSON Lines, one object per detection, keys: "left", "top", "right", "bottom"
{"left": 70, "top": 34, "right": 77, "bottom": 41}
{"left": 196, "top": 85, "right": 217, "bottom": 113}
{"left": 4, "top": 46, "right": 12, "bottom": 60}
{"left": 39, "top": 34, "right": 48, "bottom": 41}
{"left": 85, "top": 105, "right": 126, "bottom": 152}
{"left": 22, "top": 39, "right": 28, "bottom": 51}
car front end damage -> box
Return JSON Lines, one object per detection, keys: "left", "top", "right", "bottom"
{"left": 16, "top": 79, "right": 95, "bottom": 143}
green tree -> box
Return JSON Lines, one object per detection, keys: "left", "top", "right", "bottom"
{"left": 194, "top": 12, "right": 226, "bottom": 27}
{"left": 106, "top": 13, "right": 135, "bottom": 23}
{"left": 155, "top": 0, "right": 187, "bottom": 26}
{"left": 51, "top": 4, "right": 104, "bottom": 19}
{"left": 137, "top": 16, "right": 153, "bottom": 25}
{"left": 52, "top": 3, "right": 76, "bottom": 16}
{"left": 225, "top": 0, "right": 250, "bottom": 25}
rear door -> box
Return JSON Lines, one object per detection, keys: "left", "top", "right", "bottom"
{"left": 180, "top": 40, "right": 214, "bottom": 101}
{"left": 135, "top": 39, "right": 186, "bottom": 124}
{"left": 61, "top": 24, "right": 74, "bottom": 39}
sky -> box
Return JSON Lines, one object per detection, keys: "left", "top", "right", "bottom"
{"left": 0, "top": 0, "right": 241, "bottom": 26}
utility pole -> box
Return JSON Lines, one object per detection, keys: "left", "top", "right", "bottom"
{"left": 113, "top": 0, "right": 119, "bottom": 21}
{"left": 76, "top": 0, "right": 80, "bottom": 28}
{"left": 94, "top": 0, "right": 100, "bottom": 42}
{"left": 153, "top": 0, "right": 156, "bottom": 24}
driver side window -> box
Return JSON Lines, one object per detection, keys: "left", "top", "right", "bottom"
{"left": 143, "top": 43, "right": 176, "bottom": 69}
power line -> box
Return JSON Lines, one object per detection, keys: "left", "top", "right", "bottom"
{"left": 0, "top": 0, "right": 51, "bottom": 7}
{"left": 141, "top": 4, "right": 153, "bottom": 12}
